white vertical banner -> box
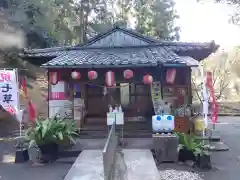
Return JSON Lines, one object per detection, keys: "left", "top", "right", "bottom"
{"left": 0, "top": 69, "right": 20, "bottom": 112}
{"left": 200, "top": 66, "right": 208, "bottom": 129}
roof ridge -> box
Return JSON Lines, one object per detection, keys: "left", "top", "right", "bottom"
{"left": 23, "top": 41, "right": 217, "bottom": 55}
{"left": 82, "top": 26, "right": 157, "bottom": 47}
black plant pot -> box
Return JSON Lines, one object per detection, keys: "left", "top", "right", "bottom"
{"left": 196, "top": 154, "right": 212, "bottom": 169}
{"left": 15, "top": 148, "right": 29, "bottom": 163}
{"left": 178, "top": 148, "right": 195, "bottom": 162}
{"left": 38, "top": 143, "right": 59, "bottom": 163}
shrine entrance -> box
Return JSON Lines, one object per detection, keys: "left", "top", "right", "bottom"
{"left": 85, "top": 82, "right": 153, "bottom": 124}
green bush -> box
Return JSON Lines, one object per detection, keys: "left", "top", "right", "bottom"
{"left": 25, "top": 117, "right": 78, "bottom": 147}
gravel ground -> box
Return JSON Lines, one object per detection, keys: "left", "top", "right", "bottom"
{"left": 157, "top": 116, "right": 240, "bottom": 180}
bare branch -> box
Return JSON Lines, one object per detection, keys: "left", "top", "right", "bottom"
{"left": 192, "top": 79, "right": 203, "bottom": 104}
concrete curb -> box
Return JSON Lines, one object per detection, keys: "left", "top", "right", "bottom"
{"left": 217, "top": 113, "right": 240, "bottom": 116}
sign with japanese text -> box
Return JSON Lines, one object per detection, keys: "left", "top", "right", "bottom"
{"left": 0, "top": 69, "right": 19, "bottom": 112}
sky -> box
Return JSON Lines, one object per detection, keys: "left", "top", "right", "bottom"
{"left": 175, "top": 0, "right": 240, "bottom": 49}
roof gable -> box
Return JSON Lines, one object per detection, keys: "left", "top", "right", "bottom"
{"left": 83, "top": 26, "right": 157, "bottom": 47}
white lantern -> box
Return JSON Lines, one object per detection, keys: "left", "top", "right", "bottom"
{"left": 71, "top": 71, "right": 81, "bottom": 79}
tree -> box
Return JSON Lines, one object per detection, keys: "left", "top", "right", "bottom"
{"left": 192, "top": 47, "right": 240, "bottom": 104}
{"left": 1, "top": 0, "right": 180, "bottom": 49}
{"left": 134, "top": 0, "right": 180, "bottom": 40}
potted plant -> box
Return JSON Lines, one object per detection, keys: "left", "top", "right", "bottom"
{"left": 195, "top": 147, "right": 212, "bottom": 169}
{"left": 15, "top": 137, "right": 30, "bottom": 163}
{"left": 25, "top": 117, "right": 78, "bottom": 163}
{"left": 177, "top": 133, "right": 202, "bottom": 162}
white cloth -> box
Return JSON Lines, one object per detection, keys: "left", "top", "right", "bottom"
{"left": 200, "top": 66, "right": 208, "bottom": 128}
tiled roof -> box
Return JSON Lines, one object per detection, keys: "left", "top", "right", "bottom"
{"left": 41, "top": 46, "right": 199, "bottom": 68}
{"left": 22, "top": 42, "right": 216, "bottom": 58}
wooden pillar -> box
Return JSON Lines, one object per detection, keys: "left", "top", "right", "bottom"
{"left": 47, "top": 70, "right": 50, "bottom": 118}
{"left": 188, "top": 68, "right": 192, "bottom": 105}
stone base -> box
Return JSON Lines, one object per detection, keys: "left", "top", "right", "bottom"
{"left": 209, "top": 141, "right": 229, "bottom": 151}
{"left": 152, "top": 134, "right": 178, "bottom": 163}
{"left": 208, "top": 129, "right": 221, "bottom": 142}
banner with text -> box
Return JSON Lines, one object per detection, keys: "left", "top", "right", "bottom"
{"left": 0, "top": 69, "right": 19, "bottom": 112}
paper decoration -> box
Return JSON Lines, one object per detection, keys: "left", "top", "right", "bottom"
{"left": 205, "top": 71, "right": 218, "bottom": 124}
{"left": 123, "top": 69, "right": 133, "bottom": 79}
{"left": 71, "top": 71, "right": 81, "bottom": 79}
{"left": 50, "top": 81, "right": 66, "bottom": 100}
{"left": 105, "top": 71, "right": 115, "bottom": 87}
{"left": 143, "top": 74, "right": 153, "bottom": 84}
{"left": 88, "top": 70, "right": 98, "bottom": 80}
{"left": 200, "top": 66, "right": 208, "bottom": 129}
{"left": 49, "top": 71, "right": 59, "bottom": 85}
{"left": 166, "top": 68, "right": 176, "bottom": 84}
{"left": 7, "top": 105, "right": 16, "bottom": 115}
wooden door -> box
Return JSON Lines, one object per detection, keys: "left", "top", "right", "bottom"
{"left": 86, "top": 85, "right": 108, "bottom": 117}
{"left": 120, "top": 83, "right": 153, "bottom": 118}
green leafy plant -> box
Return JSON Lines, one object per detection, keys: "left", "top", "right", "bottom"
{"left": 177, "top": 133, "right": 207, "bottom": 156}
{"left": 25, "top": 117, "right": 78, "bottom": 148}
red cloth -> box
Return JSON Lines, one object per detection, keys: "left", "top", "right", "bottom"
{"left": 7, "top": 105, "right": 15, "bottom": 115}
{"left": 21, "top": 76, "right": 28, "bottom": 98}
{"left": 206, "top": 72, "right": 218, "bottom": 124}
{"left": 28, "top": 101, "right": 36, "bottom": 122}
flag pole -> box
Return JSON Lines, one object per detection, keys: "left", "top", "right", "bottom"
{"left": 15, "top": 68, "right": 22, "bottom": 137}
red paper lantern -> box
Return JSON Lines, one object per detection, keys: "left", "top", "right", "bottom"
{"left": 88, "top": 70, "right": 98, "bottom": 80}
{"left": 105, "top": 71, "right": 115, "bottom": 87}
{"left": 143, "top": 74, "right": 153, "bottom": 84}
{"left": 123, "top": 69, "right": 134, "bottom": 79}
{"left": 166, "top": 68, "right": 176, "bottom": 84}
{"left": 71, "top": 71, "right": 81, "bottom": 79}
{"left": 49, "top": 72, "right": 59, "bottom": 85}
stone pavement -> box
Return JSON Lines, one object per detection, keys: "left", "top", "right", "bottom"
{"left": 64, "top": 149, "right": 160, "bottom": 180}
{"left": 64, "top": 150, "right": 104, "bottom": 180}
{"left": 0, "top": 141, "right": 72, "bottom": 180}
{"left": 0, "top": 116, "right": 240, "bottom": 180}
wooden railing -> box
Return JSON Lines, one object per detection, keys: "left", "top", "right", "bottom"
{"left": 102, "top": 121, "right": 119, "bottom": 180}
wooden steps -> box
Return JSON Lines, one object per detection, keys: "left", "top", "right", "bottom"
{"left": 79, "top": 121, "right": 152, "bottom": 139}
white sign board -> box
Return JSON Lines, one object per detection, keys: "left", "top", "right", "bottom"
{"left": 49, "top": 100, "right": 72, "bottom": 118}
{"left": 107, "top": 113, "right": 115, "bottom": 125}
{"left": 0, "top": 69, "right": 19, "bottom": 111}
{"left": 116, "top": 112, "right": 124, "bottom": 125}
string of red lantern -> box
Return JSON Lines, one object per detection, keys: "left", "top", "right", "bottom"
{"left": 69, "top": 69, "right": 155, "bottom": 85}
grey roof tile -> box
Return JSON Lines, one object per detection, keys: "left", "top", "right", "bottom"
{"left": 41, "top": 46, "right": 197, "bottom": 68}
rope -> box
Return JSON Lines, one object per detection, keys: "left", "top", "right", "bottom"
{"left": 83, "top": 81, "right": 143, "bottom": 89}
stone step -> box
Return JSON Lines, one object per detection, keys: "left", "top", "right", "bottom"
{"left": 59, "top": 148, "right": 82, "bottom": 158}
{"left": 79, "top": 130, "right": 152, "bottom": 139}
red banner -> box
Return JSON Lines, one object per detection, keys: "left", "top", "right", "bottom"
{"left": 206, "top": 72, "right": 218, "bottom": 124}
